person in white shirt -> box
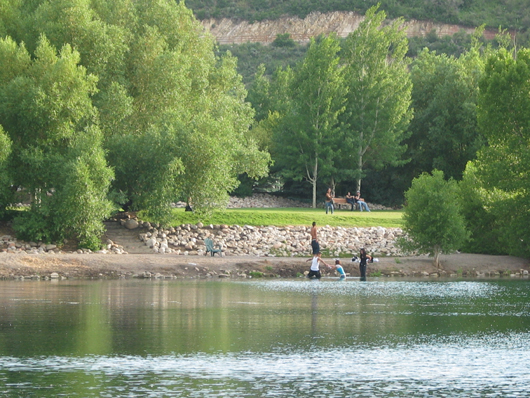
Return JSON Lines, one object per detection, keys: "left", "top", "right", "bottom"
{"left": 306, "top": 252, "right": 331, "bottom": 279}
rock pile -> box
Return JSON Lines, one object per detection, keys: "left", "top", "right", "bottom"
{"left": 0, "top": 236, "right": 60, "bottom": 254}
{"left": 130, "top": 220, "right": 404, "bottom": 258}
{"left": 171, "top": 193, "right": 391, "bottom": 210}
{"left": 227, "top": 193, "right": 391, "bottom": 210}
{"left": 227, "top": 194, "right": 311, "bottom": 208}
{"left": 203, "top": 11, "right": 499, "bottom": 46}
{"left": 0, "top": 233, "right": 127, "bottom": 255}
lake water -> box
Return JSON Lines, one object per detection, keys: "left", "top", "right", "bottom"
{"left": 1, "top": 277, "right": 529, "bottom": 397}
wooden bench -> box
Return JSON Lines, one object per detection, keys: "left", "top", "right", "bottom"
{"left": 331, "top": 197, "right": 355, "bottom": 210}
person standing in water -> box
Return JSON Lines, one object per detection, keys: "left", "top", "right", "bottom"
{"left": 333, "top": 259, "right": 346, "bottom": 280}
{"left": 306, "top": 252, "right": 331, "bottom": 279}
{"left": 359, "top": 247, "right": 372, "bottom": 281}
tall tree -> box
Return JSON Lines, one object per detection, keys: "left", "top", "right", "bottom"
{"left": 472, "top": 48, "right": 530, "bottom": 257}
{"left": 0, "top": 36, "right": 113, "bottom": 248}
{"left": 405, "top": 33, "right": 486, "bottom": 182}
{"left": 3, "top": 0, "right": 271, "bottom": 223}
{"left": 26, "top": 0, "right": 129, "bottom": 91}
{"left": 272, "top": 35, "right": 346, "bottom": 207}
{"left": 340, "top": 5, "right": 413, "bottom": 192}
{"left": 0, "top": 125, "right": 12, "bottom": 218}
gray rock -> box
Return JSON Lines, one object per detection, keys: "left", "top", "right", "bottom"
{"left": 124, "top": 219, "right": 139, "bottom": 229}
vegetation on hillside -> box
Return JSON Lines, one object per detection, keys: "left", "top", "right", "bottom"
{"left": 219, "top": 29, "right": 504, "bottom": 88}
{"left": 187, "top": 0, "right": 530, "bottom": 44}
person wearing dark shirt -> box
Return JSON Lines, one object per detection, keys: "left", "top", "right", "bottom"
{"left": 359, "top": 247, "right": 372, "bottom": 281}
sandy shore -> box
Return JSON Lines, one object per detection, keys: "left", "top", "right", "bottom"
{"left": 0, "top": 252, "right": 528, "bottom": 279}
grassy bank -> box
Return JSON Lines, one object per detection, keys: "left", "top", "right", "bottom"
{"left": 160, "top": 208, "right": 403, "bottom": 228}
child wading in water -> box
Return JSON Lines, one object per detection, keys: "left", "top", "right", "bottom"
{"left": 333, "top": 259, "right": 346, "bottom": 280}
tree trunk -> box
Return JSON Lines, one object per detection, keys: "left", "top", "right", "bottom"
{"left": 433, "top": 245, "right": 442, "bottom": 268}
{"left": 356, "top": 132, "right": 363, "bottom": 192}
{"left": 312, "top": 178, "right": 317, "bottom": 209}
{"left": 311, "top": 157, "right": 318, "bottom": 208}
{"left": 356, "top": 156, "right": 363, "bottom": 193}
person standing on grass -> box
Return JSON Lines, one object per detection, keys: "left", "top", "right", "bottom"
{"left": 310, "top": 221, "right": 320, "bottom": 255}
{"left": 325, "top": 188, "right": 334, "bottom": 214}
{"left": 306, "top": 252, "right": 331, "bottom": 279}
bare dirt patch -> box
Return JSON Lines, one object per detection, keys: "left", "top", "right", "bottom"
{"left": 0, "top": 251, "right": 527, "bottom": 280}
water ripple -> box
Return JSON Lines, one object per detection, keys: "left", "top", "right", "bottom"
{"left": 1, "top": 332, "right": 529, "bottom": 397}
{"left": 246, "top": 280, "right": 507, "bottom": 299}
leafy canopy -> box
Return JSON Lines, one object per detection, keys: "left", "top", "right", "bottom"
{"left": 470, "top": 48, "right": 530, "bottom": 257}
{"left": 399, "top": 170, "right": 469, "bottom": 267}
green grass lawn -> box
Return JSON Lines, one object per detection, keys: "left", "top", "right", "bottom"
{"left": 159, "top": 208, "right": 403, "bottom": 228}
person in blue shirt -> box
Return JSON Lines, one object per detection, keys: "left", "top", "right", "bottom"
{"left": 333, "top": 259, "right": 346, "bottom": 280}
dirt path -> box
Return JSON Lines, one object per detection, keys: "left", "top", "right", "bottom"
{"left": 0, "top": 252, "right": 528, "bottom": 279}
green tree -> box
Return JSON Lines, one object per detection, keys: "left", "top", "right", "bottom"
{"left": 473, "top": 48, "right": 530, "bottom": 257}
{"left": 247, "top": 64, "right": 272, "bottom": 123}
{"left": 398, "top": 170, "right": 469, "bottom": 267}
{"left": 272, "top": 33, "right": 296, "bottom": 48}
{"left": 272, "top": 34, "right": 347, "bottom": 207}
{"left": 0, "top": 36, "right": 113, "bottom": 248}
{"left": 9, "top": 0, "right": 270, "bottom": 222}
{"left": 458, "top": 162, "right": 504, "bottom": 254}
{"left": 0, "top": 125, "right": 12, "bottom": 218}
{"left": 95, "top": 1, "right": 270, "bottom": 219}
{"left": 25, "top": 0, "right": 129, "bottom": 91}
{"left": 405, "top": 38, "right": 485, "bottom": 181}
{"left": 340, "top": 5, "right": 413, "bottom": 192}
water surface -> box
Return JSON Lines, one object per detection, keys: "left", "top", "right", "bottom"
{"left": 1, "top": 278, "right": 529, "bottom": 397}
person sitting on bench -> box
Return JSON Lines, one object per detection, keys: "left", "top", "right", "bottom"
{"left": 355, "top": 191, "right": 370, "bottom": 212}
{"left": 345, "top": 192, "right": 356, "bottom": 211}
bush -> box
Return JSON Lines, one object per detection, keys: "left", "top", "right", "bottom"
{"left": 272, "top": 33, "right": 296, "bottom": 48}
{"left": 398, "top": 170, "right": 469, "bottom": 267}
